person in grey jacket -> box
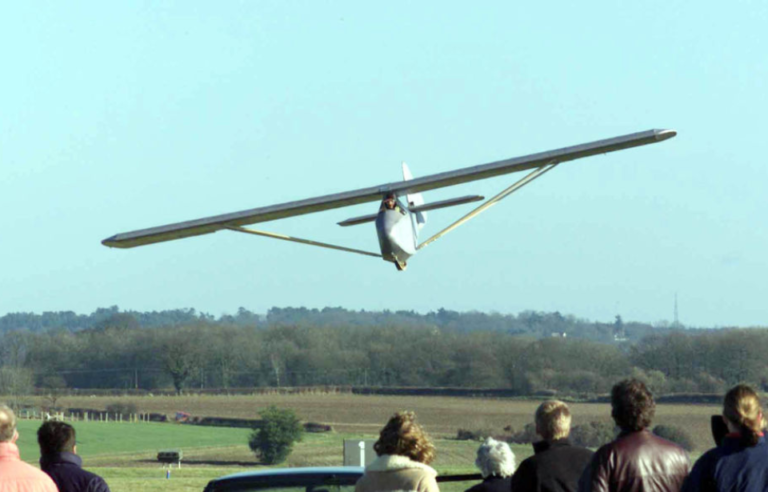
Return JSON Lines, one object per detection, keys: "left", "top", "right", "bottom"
{"left": 38, "top": 420, "right": 111, "bottom": 492}
{"left": 355, "top": 411, "right": 439, "bottom": 492}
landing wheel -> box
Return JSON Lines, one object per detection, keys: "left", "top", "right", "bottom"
{"left": 394, "top": 260, "right": 407, "bottom": 271}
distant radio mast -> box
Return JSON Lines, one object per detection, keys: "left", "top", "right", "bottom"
{"left": 674, "top": 292, "right": 679, "bottom": 327}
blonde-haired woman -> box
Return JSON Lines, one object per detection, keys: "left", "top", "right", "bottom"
{"left": 355, "top": 411, "right": 438, "bottom": 492}
{"left": 682, "top": 384, "right": 768, "bottom": 491}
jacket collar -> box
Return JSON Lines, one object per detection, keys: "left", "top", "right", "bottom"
{"left": 0, "top": 442, "right": 20, "bottom": 460}
{"left": 40, "top": 452, "right": 83, "bottom": 468}
{"left": 722, "top": 434, "right": 766, "bottom": 450}
{"left": 533, "top": 438, "right": 572, "bottom": 454}
{"left": 365, "top": 454, "right": 437, "bottom": 475}
{"left": 725, "top": 432, "right": 765, "bottom": 438}
{"left": 617, "top": 428, "right": 650, "bottom": 439}
{"left": 483, "top": 475, "right": 508, "bottom": 482}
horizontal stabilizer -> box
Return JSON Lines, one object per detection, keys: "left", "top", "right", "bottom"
{"left": 409, "top": 195, "right": 484, "bottom": 213}
{"left": 337, "top": 195, "right": 484, "bottom": 227}
{"left": 337, "top": 213, "right": 379, "bottom": 227}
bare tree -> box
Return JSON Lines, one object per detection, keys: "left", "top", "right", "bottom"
{"left": 0, "top": 367, "right": 34, "bottom": 409}
{"left": 161, "top": 327, "right": 203, "bottom": 394}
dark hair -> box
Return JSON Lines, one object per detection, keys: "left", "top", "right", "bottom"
{"left": 611, "top": 379, "right": 655, "bottom": 431}
{"left": 723, "top": 384, "right": 763, "bottom": 447}
{"left": 37, "top": 421, "right": 76, "bottom": 455}
{"left": 374, "top": 411, "right": 435, "bottom": 464}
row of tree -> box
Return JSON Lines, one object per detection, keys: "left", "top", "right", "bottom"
{"left": 0, "top": 306, "right": 261, "bottom": 333}
{"left": 1, "top": 306, "right": 688, "bottom": 342}
{"left": 0, "top": 318, "right": 765, "bottom": 396}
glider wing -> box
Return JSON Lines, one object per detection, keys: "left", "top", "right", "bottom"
{"left": 102, "top": 129, "right": 675, "bottom": 248}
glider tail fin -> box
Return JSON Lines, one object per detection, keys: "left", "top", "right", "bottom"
{"left": 402, "top": 162, "right": 427, "bottom": 230}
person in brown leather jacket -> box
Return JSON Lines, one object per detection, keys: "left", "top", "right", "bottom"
{"left": 578, "top": 379, "right": 690, "bottom": 492}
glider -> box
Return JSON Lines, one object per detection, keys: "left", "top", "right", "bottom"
{"left": 102, "top": 129, "right": 676, "bottom": 270}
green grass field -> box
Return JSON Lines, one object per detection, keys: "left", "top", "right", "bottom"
{"left": 14, "top": 420, "right": 256, "bottom": 491}
{"left": 16, "top": 420, "right": 251, "bottom": 461}
{"left": 13, "top": 419, "right": 520, "bottom": 492}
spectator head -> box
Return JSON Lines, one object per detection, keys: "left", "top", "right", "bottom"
{"left": 723, "top": 384, "right": 764, "bottom": 447}
{"left": 474, "top": 437, "right": 515, "bottom": 478}
{"left": 611, "top": 379, "right": 656, "bottom": 432}
{"left": 535, "top": 400, "right": 572, "bottom": 441}
{"left": 37, "top": 420, "right": 77, "bottom": 456}
{"left": 374, "top": 411, "right": 435, "bottom": 464}
{"left": 0, "top": 404, "right": 18, "bottom": 443}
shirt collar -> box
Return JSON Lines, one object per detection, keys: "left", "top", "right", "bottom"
{"left": 40, "top": 451, "right": 82, "bottom": 468}
{"left": 726, "top": 431, "right": 765, "bottom": 438}
{"left": 533, "top": 438, "right": 572, "bottom": 454}
{"left": 0, "top": 442, "right": 20, "bottom": 460}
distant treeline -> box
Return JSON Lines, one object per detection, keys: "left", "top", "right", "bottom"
{"left": 1, "top": 305, "right": 686, "bottom": 341}
{"left": 0, "top": 306, "right": 261, "bottom": 333}
{"left": 0, "top": 307, "right": 765, "bottom": 397}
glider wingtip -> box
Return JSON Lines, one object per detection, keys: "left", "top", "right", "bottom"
{"left": 101, "top": 235, "right": 125, "bottom": 248}
{"left": 654, "top": 129, "right": 677, "bottom": 141}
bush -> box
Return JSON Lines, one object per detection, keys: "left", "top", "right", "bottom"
{"left": 249, "top": 406, "right": 303, "bottom": 464}
{"left": 303, "top": 422, "right": 333, "bottom": 433}
{"left": 695, "top": 373, "right": 726, "bottom": 394}
{"left": 570, "top": 421, "right": 617, "bottom": 448}
{"left": 105, "top": 402, "right": 138, "bottom": 417}
{"left": 507, "top": 423, "right": 538, "bottom": 444}
{"left": 549, "top": 371, "right": 606, "bottom": 395}
{"left": 456, "top": 427, "right": 495, "bottom": 441}
{"left": 653, "top": 425, "right": 695, "bottom": 452}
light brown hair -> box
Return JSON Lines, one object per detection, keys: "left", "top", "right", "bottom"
{"left": 0, "top": 404, "right": 16, "bottom": 442}
{"left": 535, "top": 400, "right": 572, "bottom": 440}
{"left": 723, "top": 384, "right": 763, "bottom": 447}
{"left": 374, "top": 411, "right": 436, "bottom": 464}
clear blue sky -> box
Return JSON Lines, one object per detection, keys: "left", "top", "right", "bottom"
{"left": 1, "top": 1, "right": 766, "bottom": 327}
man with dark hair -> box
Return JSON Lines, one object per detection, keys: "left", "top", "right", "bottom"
{"left": 578, "top": 379, "right": 690, "bottom": 492}
{"left": 511, "top": 400, "right": 593, "bottom": 492}
{"left": 0, "top": 404, "right": 58, "bottom": 492}
{"left": 37, "top": 420, "right": 111, "bottom": 492}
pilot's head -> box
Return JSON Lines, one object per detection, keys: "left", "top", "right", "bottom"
{"left": 384, "top": 195, "right": 396, "bottom": 210}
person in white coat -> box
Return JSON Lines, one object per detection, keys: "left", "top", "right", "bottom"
{"left": 355, "top": 411, "right": 439, "bottom": 492}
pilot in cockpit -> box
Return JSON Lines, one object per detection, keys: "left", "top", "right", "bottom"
{"left": 383, "top": 195, "right": 397, "bottom": 210}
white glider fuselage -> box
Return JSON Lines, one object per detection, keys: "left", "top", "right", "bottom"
{"left": 375, "top": 197, "right": 418, "bottom": 268}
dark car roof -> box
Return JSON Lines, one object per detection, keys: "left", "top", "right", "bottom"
{"left": 204, "top": 466, "right": 365, "bottom": 492}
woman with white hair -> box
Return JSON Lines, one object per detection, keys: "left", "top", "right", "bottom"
{"left": 465, "top": 437, "right": 516, "bottom": 492}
